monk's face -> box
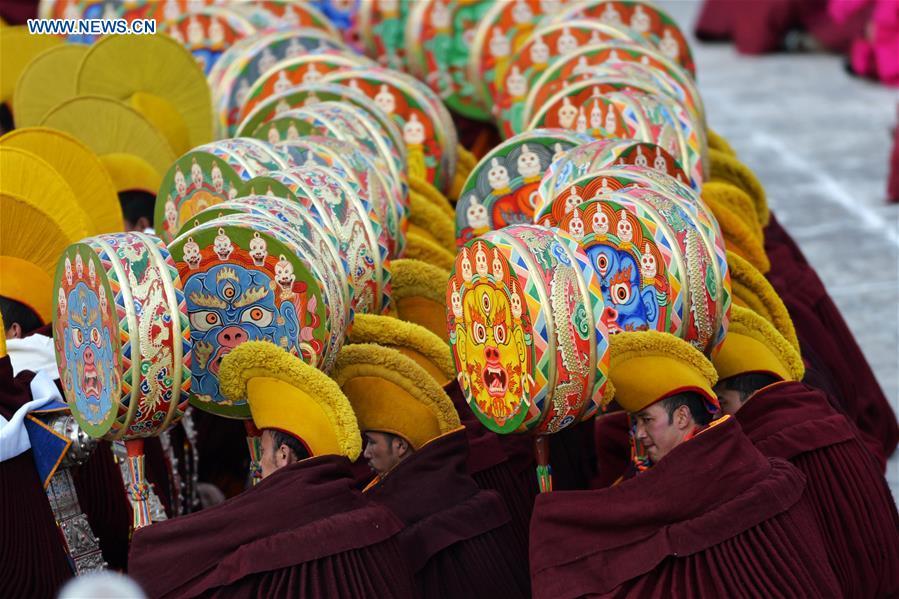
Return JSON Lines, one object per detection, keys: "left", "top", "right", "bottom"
{"left": 363, "top": 431, "right": 412, "bottom": 478}
{"left": 633, "top": 402, "right": 693, "bottom": 464}
{"left": 259, "top": 429, "right": 297, "bottom": 479}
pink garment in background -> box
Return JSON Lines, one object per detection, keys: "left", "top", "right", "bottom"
{"left": 831, "top": 0, "right": 899, "bottom": 85}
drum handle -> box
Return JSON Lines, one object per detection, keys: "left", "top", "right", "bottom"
{"left": 245, "top": 421, "right": 263, "bottom": 487}
{"left": 125, "top": 438, "right": 151, "bottom": 530}
{"left": 535, "top": 435, "right": 552, "bottom": 493}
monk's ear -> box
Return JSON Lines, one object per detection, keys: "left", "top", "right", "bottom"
{"left": 674, "top": 404, "right": 692, "bottom": 430}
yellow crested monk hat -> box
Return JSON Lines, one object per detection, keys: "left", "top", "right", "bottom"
{"left": 346, "top": 313, "right": 456, "bottom": 387}
{"left": 704, "top": 182, "right": 770, "bottom": 274}
{"left": 0, "top": 25, "right": 63, "bottom": 113}
{"left": 387, "top": 258, "right": 452, "bottom": 343}
{"left": 403, "top": 230, "right": 456, "bottom": 271}
{"left": 608, "top": 331, "right": 719, "bottom": 414}
{"left": 0, "top": 147, "right": 91, "bottom": 322}
{"left": 219, "top": 341, "right": 363, "bottom": 460}
{"left": 39, "top": 95, "right": 175, "bottom": 195}
{"left": 1, "top": 127, "right": 123, "bottom": 233}
{"left": 331, "top": 343, "right": 461, "bottom": 450}
{"left": 408, "top": 185, "right": 456, "bottom": 252}
{"left": 75, "top": 34, "right": 213, "bottom": 156}
{"left": 714, "top": 305, "right": 805, "bottom": 383}
{"left": 726, "top": 250, "right": 800, "bottom": 354}
{"left": 701, "top": 180, "right": 763, "bottom": 244}
{"left": 708, "top": 149, "right": 769, "bottom": 227}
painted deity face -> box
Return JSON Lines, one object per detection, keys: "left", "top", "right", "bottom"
{"left": 185, "top": 263, "right": 300, "bottom": 404}
{"left": 467, "top": 195, "right": 489, "bottom": 228}
{"left": 404, "top": 114, "right": 425, "bottom": 145}
{"left": 64, "top": 282, "right": 115, "bottom": 426}
{"left": 507, "top": 66, "right": 527, "bottom": 97}
{"left": 530, "top": 36, "right": 549, "bottom": 64}
{"left": 490, "top": 27, "right": 511, "bottom": 58}
{"left": 458, "top": 281, "right": 527, "bottom": 426}
{"left": 587, "top": 246, "right": 658, "bottom": 333}
{"left": 516, "top": 145, "right": 541, "bottom": 179}
{"left": 375, "top": 85, "right": 396, "bottom": 114}
{"left": 487, "top": 158, "right": 511, "bottom": 191}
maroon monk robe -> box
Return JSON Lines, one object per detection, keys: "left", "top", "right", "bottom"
{"left": 365, "top": 429, "right": 531, "bottom": 598}
{"left": 592, "top": 411, "right": 631, "bottom": 488}
{"left": 445, "top": 379, "right": 535, "bottom": 548}
{"left": 128, "top": 455, "right": 414, "bottom": 599}
{"left": 192, "top": 408, "right": 251, "bottom": 498}
{"left": 0, "top": 357, "right": 73, "bottom": 598}
{"left": 764, "top": 214, "right": 898, "bottom": 459}
{"left": 736, "top": 380, "right": 899, "bottom": 598}
{"left": 529, "top": 416, "right": 841, "bottom": 599}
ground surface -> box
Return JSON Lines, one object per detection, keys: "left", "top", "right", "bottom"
{"left": 658, "top": 0, "right": 899, "bottom": 495}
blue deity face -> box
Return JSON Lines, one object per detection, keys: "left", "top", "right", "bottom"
{"left": 587, "top": 245, "right": 658, "bottom": 333}
{"left": 185, "top": 263, "right": 300, "bottom": 404}
{"left": 64, "top": 282, "right": 115, "bottom": 426}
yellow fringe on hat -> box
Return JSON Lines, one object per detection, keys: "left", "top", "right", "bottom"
{"left": 726, "top": 251, "right": 800, "bottom": 354}
{"left": 404, "top": 230, "right": 456, "bottom": 271}
{"left": 608, "top": 331, "right": 718, "bottom": 413}
{"left": 388, "top": 258, "right": 452, "bottom": 343}
{"left": 332, "top": 343, "right": 460, "bottom": 449}
{"left": 707, "top": 129, "right": 736, "bottom": 157}
{"left": 409, "top": 189, "right": 456, "bottom": 252}
{"left": 0, "top": 26, "right": 62, "bottom": 105}
{"left": 347, "top": 313, "right": 455, "bottom": 385}
{"left": 701, "top": 181, "right": 762, "bottom": 243}
{"left": 709, "top": 149, "right": 769, "bottom": 227}
{"left": 219, "top": 341, "right": 362, "bottom": 460}
{"left": 12, "top": 44, "right": 88, "bottom": 128}
{"left": 409, "top": 175, "right": 455, "bottom": 219}
{"left": 711, "top": 196, "right": 771, "bottom": 274}
{"left": 0, "top": 146, "right": 89, "bottom": 245}
{"left": 0, "top": 311, "right": 6, "bottom": 359}
{"left": 2, "top": 127, "right": 124, "bottom": 233}
{"left": 715, "top": 306, "right": 805, "bottom": 382}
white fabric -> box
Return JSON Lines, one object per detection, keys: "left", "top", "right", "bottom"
{"left": 6, "top": 334, "right": 59, "bottom": 378}
{"left": 0, "top": 370, "right": 64, "bottom": 462}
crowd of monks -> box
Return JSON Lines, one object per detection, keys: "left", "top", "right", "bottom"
{"left": 2, "top": 1, "right": 899, "bottom": 598}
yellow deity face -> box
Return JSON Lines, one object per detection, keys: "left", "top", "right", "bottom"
{"left": 456, "top": 281, "right": 528, "bottom": 429}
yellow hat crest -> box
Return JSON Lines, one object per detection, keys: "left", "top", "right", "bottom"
{"left": 388, "top": 258, "right": 452, "bottom": 343}
{"left": 709, "top": 149, "right": 769, "bottom": 227}
{"left": 403, "top": 230, "right": 456, "bottom": 271}
{"left": 726, "top": 251, "right": 800, "bottom": 354}
{"left": 608, "top": 331, "right": 719, "bottom": 414}
{"left": 346, "top": 313, "right": 455, "bottom": 386}
{"left": 12, "top": 43, "right": 88, "bottom": 128}
{"left": 714, "top": 306, "right": 805, "bottom": 383}
{"left": 219, "top": 341, "right": 362, "bottom": 460}
{"left": 331, "top": 344, "right": 460, "bottom": 450}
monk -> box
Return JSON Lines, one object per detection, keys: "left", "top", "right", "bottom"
{"left": 332, "top": 343, "right": 531, "bottom": 598}
{"left": 128, "top": 341, "right": 415, "bottom": 599}
{"left": 529, "top": 331, "right": 841, "bottom": 598}
{"left": 714, "top": 305, "right": 899, "bottom": 598}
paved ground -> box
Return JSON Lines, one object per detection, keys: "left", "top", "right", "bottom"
{"left": 657, "top": 1, "right": 899, "bottom": 495}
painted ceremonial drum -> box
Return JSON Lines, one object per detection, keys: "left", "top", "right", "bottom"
{"left": 358, "top": 0, "right": 415, "bottom": 71}
{"left": 245, "top": 163, "right": 392, "bottom": 315}
{"left": 52, "top": 233, "right": 191, "bottom": 440}
{"left": 495, "top": 20, "right": 638, "bottom": 138}
{"left": 404, "top": 0, "right": 496, "bottom": 121}
{"left": 227, "top": 0, "right": 338, "bottom": 37}
{"left": 546, "top": 0, "right": 696, "bottom": 77}
{"left": 537, "top": 139, "right": 690, "bottom": 213}
{"left": 177, "top": 196, "right": 352, "bottom": 332}
{"left": 169, "top": 220, "right": 330, "bottom": 418}
{"left": 320, "top": 67, "right": 458, "bottom": 193}
{"left": 208, "top": 29, "right": 347, "bottom": 136}
{"left": 236, "top": 53, "right": 374, "bottom": 126}
{"left": 544, "top": 183, "right": 729, "bottom": 354}
{"left": 153, "top": 138, "right": 288, "bottom": 244}
{"left": 253, "top": 108, "right": 405, "bottom": 258}
{"left": 466, "top": 0, "right": 559, "bottom": 110}
{"left": 447, "top": 225, "right": 610, "bottom": 435}
{"left": 455, "top": 129, "right": 591, "bottom": 247}
{"left": 160, "top": 7, "right": 256, "bottom": 75}
{"left": 529, "top": 79, "right": 703, "bottom": 187}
